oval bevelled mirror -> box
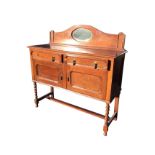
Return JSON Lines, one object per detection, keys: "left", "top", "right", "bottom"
{"left": 72, "top": 28, "right": 93, "bottom": 42}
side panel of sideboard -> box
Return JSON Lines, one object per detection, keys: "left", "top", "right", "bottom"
{"left": 110, "top": 54, "right": 125, "bottom": 102}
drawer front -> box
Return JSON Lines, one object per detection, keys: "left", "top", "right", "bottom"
{"left": 66, "top": 57, "right": 108, "bottom": 70}
{"left": 32, "top": 51, "right": 62, "bottom": 63}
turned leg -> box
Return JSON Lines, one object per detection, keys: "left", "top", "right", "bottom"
{"left": 50, "top": 86, "right": 54, "bottom": 99}
{"left": 114, "top": 96, "right": 119, "bottom": 120}
{"left": 103, "top": 103, "right": 110, "bottom": 136}
{"left": 33, "top": 81, "right": 39, "bottom": 107}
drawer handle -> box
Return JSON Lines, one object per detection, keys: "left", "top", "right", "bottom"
{"left": 52, "top": 56, "right": 55, "bottom": 62}
{"left": 73, "top": 60, "right": 76, "bottom": 65}
{"left": 94, "top": 62, "right": 98, "bottom": 69}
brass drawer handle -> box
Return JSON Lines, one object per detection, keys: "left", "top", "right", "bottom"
{"left": 52, "top": 56, "right": 55, "bottom": 62}
{"left": 73, "top": 60, "right": 76, "bottom": 65}
{"left": 94, "top": 62, "right": 98, "bottom": 69}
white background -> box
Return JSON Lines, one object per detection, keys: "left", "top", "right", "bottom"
{"left": 0, "top": 0, "right": 155, "bottom": 154}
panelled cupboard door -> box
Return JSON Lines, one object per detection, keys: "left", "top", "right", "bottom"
{"left": 66, "top": 57, "right": 108, "bottom": 100}
{"left": 32, "top": 59, "right": 63, "bottom": 87}
{"left": 31, "top": 50, "right": 64, "bottom": 87}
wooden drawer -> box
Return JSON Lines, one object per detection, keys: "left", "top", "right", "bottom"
{"left": 32, "top": 51, "right": 62, "bottom": 63}
{"left": 66, "top": 57, "right": 108, "bottom": 70}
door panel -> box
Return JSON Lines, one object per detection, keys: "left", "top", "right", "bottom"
{"left": 70, "top": 72, "right": 101, "bottom": 92}
{"left": 67, "top": 62, "right": 108, "bottom": 100}
{"left": 33, "top": 59, "right": 63, "bottom": 87}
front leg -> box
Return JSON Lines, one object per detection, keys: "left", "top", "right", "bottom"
{"left": 33, "top": 81, "right": 39, "bottom": 107}
{"left": 103, "top": 103, "right": 110, "bottom": 136}
{"left": 49, "top": 86, "right": 54, "bottom": 99}
{"left": 114, "top": 96, "right": 119, "bottom": 120}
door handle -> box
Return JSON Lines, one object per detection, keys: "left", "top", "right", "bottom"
{"left": 52, "top": 56, "right": 55, "bottom": 62}
{"left": 73, "top": 60, "right": 76, "bottom": 65}
{"left": 60, "top": 76, "right": 63, "bottom": 80}
{"left": 94, "top": 62, "right": 98, "bottom": 69}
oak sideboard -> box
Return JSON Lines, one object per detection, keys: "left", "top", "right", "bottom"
{"left": 28, "top": 25, "right": 127, "bottom": 136}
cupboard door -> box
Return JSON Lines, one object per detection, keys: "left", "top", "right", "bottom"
{"left": 66, "top": 58, "right": 108, "bottom": 100}
{"left": 33, "top": 59, "right": 63, "bottom": 87}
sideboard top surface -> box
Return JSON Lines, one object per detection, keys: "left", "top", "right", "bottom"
{"left": 29, "top": 44, "right": 126, "bottom": 58}
{"left": 28, "top": 25, "right": 127, "bottom": 58}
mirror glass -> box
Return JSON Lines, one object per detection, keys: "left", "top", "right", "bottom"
{"left": 72, "top": 28, "right": 93, "bottom": 42}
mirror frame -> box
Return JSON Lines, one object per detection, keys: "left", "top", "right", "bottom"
{"left": 72, "top": 28, "right": 93, "bottom": 42}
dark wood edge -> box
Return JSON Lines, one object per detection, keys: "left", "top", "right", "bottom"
{"left": 37, "top": 92, "right": 52, "bottom": 102}
{"left": 27, "top": 44, "right": 50, "bottom": 48}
